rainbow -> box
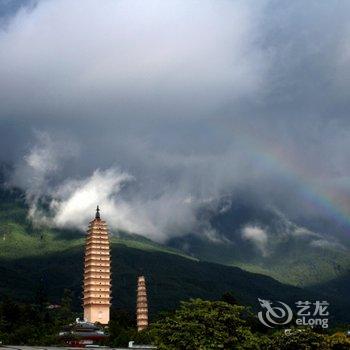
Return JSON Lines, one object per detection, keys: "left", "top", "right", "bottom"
{"left": 223, "top": 123, "right": 350, "bottom": 230}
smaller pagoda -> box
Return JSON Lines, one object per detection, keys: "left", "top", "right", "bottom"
{"left": 136, "top": 276, "right": 149, "bottom": 332}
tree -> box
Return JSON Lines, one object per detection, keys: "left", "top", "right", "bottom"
{"left": 59, "top": 289, "right": 74, "bottom": 322}
{"left": 0, "top": 296, "right": 21, "bottom": 332}
{"left": 221, "top": 292, "right": 239, "bottom": 306}
{"left": 325, "top": 332, "right": 350, "bottom": 350}
{"left": 147, "top": 298, "right": 267, "bottom": 350}
{"left": 108, "top": 308, "right": 137, "bottom": 347}
{"left": 268, "top": 328, "right": 328, "bottom": 350}
{"left": 35, "top": 278, "right": 48, "bottom": 310}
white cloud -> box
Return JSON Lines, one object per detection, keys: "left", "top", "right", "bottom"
{"left": 49, "top": 168, "right": 133, "bottom": 229}
{"left": 11, "top": 131, "right": 78, "bottom": 197}
{"left": 310, "top": 239, "right": 345, "bottom": 251}
{"left": 293, "top": 227, "right": 320, "bottom": 238}
{"left": 28, "top": 166, "right": 205, "bottom": 242}
{"left": 9, "top": 131, "right": 78, "bottom": 220}
{"left": 242, "top": 225, "right": 269, "bottom": 256}
{"left": 8, "top": 130, "right": 225, "bottom": 242}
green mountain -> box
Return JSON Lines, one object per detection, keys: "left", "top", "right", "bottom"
{"left": 0, "top": 186, "right": 349, "bottom": 324}
{"left": 167, "top": 199, "right": 350, "bottom": 287}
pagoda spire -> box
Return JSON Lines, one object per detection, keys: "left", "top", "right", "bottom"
{"left": 95, "top": 205, "right": 100, "bottom": 220}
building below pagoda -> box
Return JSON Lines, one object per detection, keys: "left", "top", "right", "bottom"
{"left": 83, "top": 206, "right": 111, "bottom": 325}
{"left": 136, "top": 276, "right": 149, "bottom": 332}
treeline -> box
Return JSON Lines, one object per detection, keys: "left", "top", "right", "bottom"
{"left": 0, "top": 292, "right": 349, "bottom": 349}
{"left": 0, "top": 289, "right": 144, "bottom": 346}
{"left": 144, "top": 298, "right": 350, "bottom": 350}
{"left": 0, "top": 289, "right": 76, "bottom": 345}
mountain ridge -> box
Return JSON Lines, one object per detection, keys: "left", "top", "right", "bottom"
{"left": 167, "top": 198, "right": 350, "bottom": 286}
{"left": 0, "top": 184, "right": 349, "bottom": 323}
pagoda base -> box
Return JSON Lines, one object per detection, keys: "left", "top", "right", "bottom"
{"left": 84, "top": 304, "right": 110, "bottom": 325}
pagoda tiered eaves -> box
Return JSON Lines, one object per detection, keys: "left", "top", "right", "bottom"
{"left": 136, "top": 276, "right": 149, "bottom": 331}
{"left": 83, "top": 207, "right": 111, "bottom": 325}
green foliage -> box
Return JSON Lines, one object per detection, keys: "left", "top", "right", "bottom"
{"left": 325, "top": 333, "right": 350, "bottom": 350}
{"left": 147, "top": 299, "right": 268, "bottom": 349}
{"left": 0, "top": 294, "right": 348, "bottom": 349}
{"left": 268, "top": 328, "right": 328, "bottom": 350}
{"left": 0, "top": 291, "right": 78, "bottom": 345}
{"left": 143, "top": 300, "right": 350, "bottom": 350}
{"left": 267, "top": 328, "right": 350, "bottom": 350}
{"left": 59, "top": 289, "right": 74, "bottom": 322}
{"left": 108, "top": 308, "right": 136, "bottom": 347}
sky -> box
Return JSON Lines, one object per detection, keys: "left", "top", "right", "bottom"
{"left": 1, "top": 0, "right": 350, "bottom": 242}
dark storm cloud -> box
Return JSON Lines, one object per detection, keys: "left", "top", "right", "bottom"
{"left": 0, "top": 0, "right": 33, "bottom": 19}
{"left": 1, "top": 0, "right": 350, "bottom": 241}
